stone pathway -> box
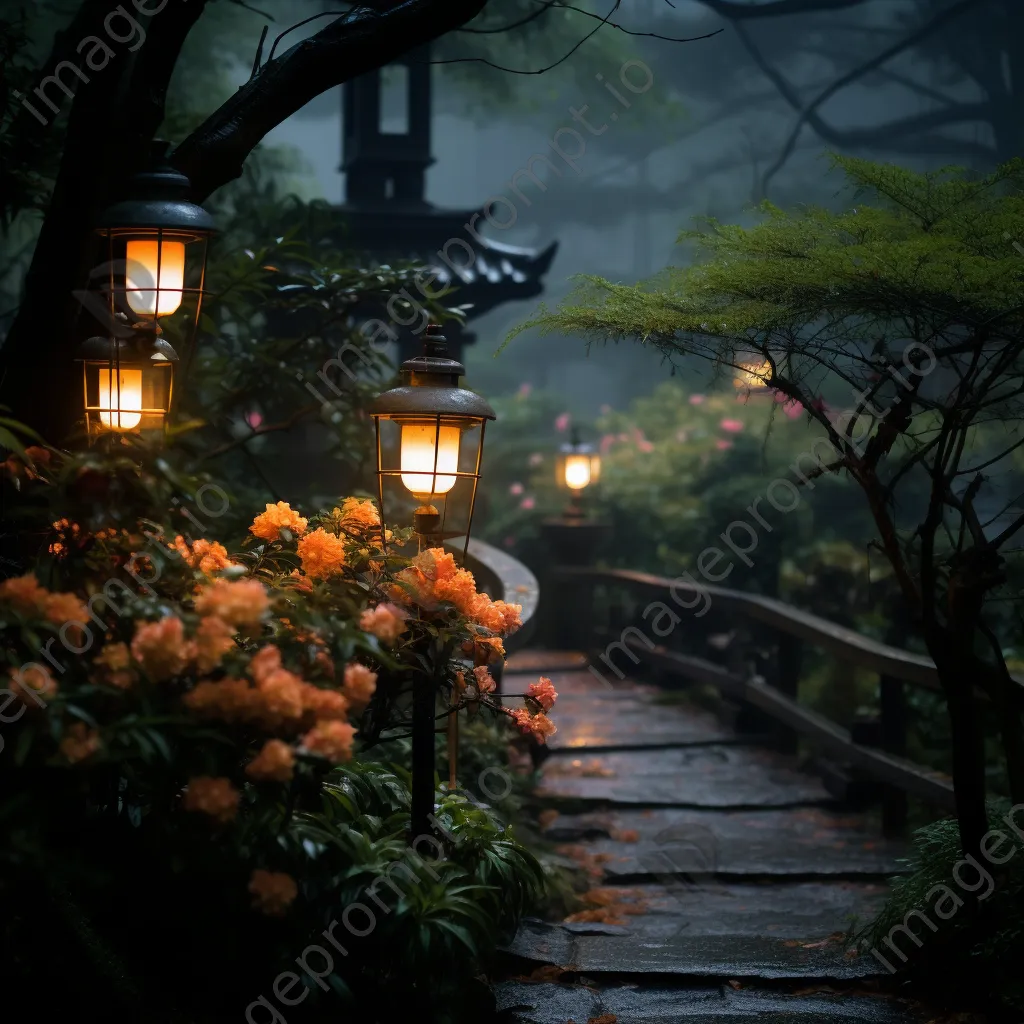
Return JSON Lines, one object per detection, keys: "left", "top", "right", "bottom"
{"left": 494, "top": 653, "right": 925, "bottom": 1024}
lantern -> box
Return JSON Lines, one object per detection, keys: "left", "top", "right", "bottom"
{"left": 734, "top": 358, "right": 772, "bottom": 390}
{"left": 81, "top": 141, "right": 215, "bottom": 440}
{"left": 556, "top": 427, "right": 601, "bottom": 521}
{"left": 370, "top": 324, "right": 495, "bottom": 554}
{"left": 77, "top": 334, "right": 177, "bottom": 435}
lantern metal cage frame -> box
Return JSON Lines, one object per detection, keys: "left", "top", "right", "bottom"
{"left": 556, "top": 426, "right": 601, "bottom": 520}
{"left": 371, "top": 325, "right": 495, "bottom": 559}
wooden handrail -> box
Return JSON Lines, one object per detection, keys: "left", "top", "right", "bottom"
{"left": 447, "top": 537, "right": 539, "bottom": 653}
{"left": 556, "top": 566, "right": 1024, "bottom": 693}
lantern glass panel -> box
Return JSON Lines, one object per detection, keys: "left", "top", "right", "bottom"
{"left": 125, "top": 238, "right": 186, "bottom": 316}
{"left": 83, "top": 358, "right": 173, "bottom": 437}
{"left": 564, "top": 453, "right": 592, "bottom": 490}
{"left": 400, "top": 422, "right": 461, "bottom": 498}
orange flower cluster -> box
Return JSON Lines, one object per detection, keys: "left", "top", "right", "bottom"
{"left": 48, "top": 518, "right": 81, "bottom": 557}
{"left": 391, "top": 548, "right": 522, "bottom": 637}
{"left": 60, "top": 722, "right": 100, "bottom": 763}
{"left": 342, "top": 663, "right": 377, "bottom": 707}
{"left": 526, "top": 677, "right": 558, "bottom": 712}
{"left": 510, "top": 706, "right": 557, "bottom": 744}
{"left": 250, "top": 501, "right": 308, "bottom": 543}
{"left": 194, "top": 579, "right": 269, "bottom": 627}
{"left": 472, "top": 666, "right": 496, "bottom": 695}
{"left": 464, "top": 635, "right": 505, "bottom": 666}
{"left": 0, "top": 573, "right": 89, "bottom": 625}
{"left": 246, "top": 739, "right": 296, "bottom": 783}
{"left": 170, "top": 536, "right": 234, "bottom": 575}
{"left": 184, "top": 643, "right": 351, "bottom": 735}
{"left": 296, "top": 528, "right": 347, "bottom": 579}
{"left": 337, "top": 497, "right": 380, "bottom": 530}
{"left": 94, "top": 642, "right": 136, "bottom": 690}
{"left": 194, "top": 615, "right": 237, "bottom": 673}
{"left": 182, "top": 776, "right": 240, "bottom": 823}
{"left": 131, "top": 616, "right": 192, "bottom": 682}
{"left": 8, "top": 664, "right": 58, "bottom": 706}
{"left": 249, "top": 869, "right": 298, "bottom": 916}
{"left": 358, "top": 603, "right": 407, "bottom": 645}
{"left": 2, "top": 445, "right": 50, "bottom": 481}
{"left": 301, "top": 720, "right": 356, "bottom": 763}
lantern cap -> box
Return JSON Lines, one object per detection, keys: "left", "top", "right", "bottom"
{"left": 560, "top": 424, "right": 594, "bottom": 453}
{"left": 96, "top": 141, "right": 216, "bottom": 237}
{"left": 76, "top": 333, "right": 180, "bottom": 363}
{"left": 371, "top": 324, "right": 495, "bottom": 421}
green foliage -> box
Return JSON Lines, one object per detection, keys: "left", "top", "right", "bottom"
{"left": 861, "top": 804, "right": 1024, "bottom": 1012}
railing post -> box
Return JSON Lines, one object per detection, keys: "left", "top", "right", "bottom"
{"left": 540, "top": 519, "right": 608, "bottom": 652}
{"left": 879, "top": 674, "right": 908, "bottom": 835}
{"left": 774, "top": 633, "right": 803, "bottom": 754}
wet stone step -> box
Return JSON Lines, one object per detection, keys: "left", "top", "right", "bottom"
{"left": 537, "top": 746, "right": 832, "bottom": 809}
{"left": 501, "top": 920, "right": 882, "bottom": 982}
{"left": 538, "top": 807, "right": 905, "bottom": 878}
{"left": 553, "top": 881, "right": 888, "bottom": 941}
{"left": 494, "top": 981, "right": 925, "bottom": 1023}
{"left": 505, "top": 650, "right": 591, "bottom": 674}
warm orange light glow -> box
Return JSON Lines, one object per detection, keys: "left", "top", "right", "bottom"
{"left": 400, "top": 423, "right": 460, "bottom": 497}
{"left": 126, "top": 239, "right": 185, "bottom": 317}
{"left": 564, "top": 454, "right": 593, "bottom": 490}
{"left": 98, "top": 368, "right": 143, "bottom": 430}
{"left": 734, "top": 359, "right": 772, "bottom": 389}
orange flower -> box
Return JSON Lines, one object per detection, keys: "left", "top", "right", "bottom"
{"left": 182, "top": 776, "right": 240, "bottom": 823}
{"left": 246, "top": 739, "right": 296, "bottom": 783}
{"left": 8, "top": 664, "right": 58, "bottom": 706}
{"left": 358, "top": 603, "right": 408, "bottom": 645}
{"left": 256, "top": 669, "right": 305, "bottom": 727}
{"left": 287, "top": 570, "right": 313, "bottom": 594}
{"left": 194, "top": 616, "right": 236, "bottom": 673}
{"left": 342, "top": 663, "right": 377, "bottom": 707}
{"left": 0, "top": 573, "right": 49, "bottom": 616}
{"left": 296, "top": 528, "right": 347, "bottom": 579}
{"left": 465, "top": 635, "right": 505, "bottom": 666}
{"left": 249, "top": 869, "right": 298, "bottom": 916}
{"left": 183, "top": 678, "right": 255, "bottom": 723}
{"left": 60, "top": 722, "right": 100, "bottom": 763}
{"left": 468, "top": 593, "right": 522, "bottom": 635}
{"left": 94, "top": 641, "right": 136, "bottom": 690}
{"left": 526, "top": 676, "right": 558, "bottom": 712}
{"left": 248, "top": 644, "right": 282, "bottom": 683}
{"left": 301, "top": 683, "right": 349, "bottom": 722}
{"left": 131, "top": 616, "right": 192, "bottom": 681}
{"left": 250, "top": 501, "right": 308, "bottom": 542}
{"left": 337, "top": 497, "right": 380, "bottom": 530}
{"left": 414, "top": 548, "right": 459, "bottom": 582}
{"left": 302, "top": 720, "right": 356, "bottom": 763}
{"left": 195, "top": 579, "right": 269, "bottom": 627}
{"left": 171, "top": 536, "right": 234, "bottom": 575}
{"left": 435, "top": 569, "right": 479, "bottom": 615}
{"left": 511, "top": 708, "right": 557, "bottom": 743}
{"left": 472, "top": 666, "right": 496, "bottom": 694}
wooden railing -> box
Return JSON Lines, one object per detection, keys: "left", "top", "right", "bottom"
{"left": 550, "top": 566, "right": 1004, "bottom": 831}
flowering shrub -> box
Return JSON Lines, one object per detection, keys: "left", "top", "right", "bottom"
{"left": 0, "top": 443, "right": 550, "bottom": 1019}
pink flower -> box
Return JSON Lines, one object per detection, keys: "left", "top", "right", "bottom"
{"left": 810, "top": 396, "right": 828, "bottom": 413}
{"left": 503, "top": 536, "right": 516, "bottom": 548}
{"left": 715, "top": 439, "right": 733, "bottom": 450}
{"left": 245, "top": 410, "right": 263, "bottom": 430}
{"left": 554, "top": 412, "right": 570, "bottom": 432}
{"left": 637, "top": 439, "right": 654, "bottom": 453}
{"left": 720, "top": 418, "right": 744, "bottom": 433}
{"left": 517, "top": 382, "right": 533, "bottom": 398}
{"left": 781, "top": 398, "right": 803, "bottom": 419}
{"left": 520, "top": 497, "right": 535, "bottom": 510}
{"left": 600, "top": 434, "right": 616, "bottom": 454}
{"left": 528, "top": 453, "right": 543, "bottom": 467}
{"left": 509, "top": 482, "right": 524, "bottom": 496}
{"left": 688, "top": 394, "right": 705, "bottom": 405}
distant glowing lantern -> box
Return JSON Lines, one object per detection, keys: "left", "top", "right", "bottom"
{"left": 80, "top": 141, "right": 215, "bottom": 441}
{"left": 371, "top": 325, "right": 495, "bottom": 553}
{"left": 556, "top": 427, "right": 601, "bottom": 521}
{"left": 734, "top": 358, "right": 772, "bottom": 390}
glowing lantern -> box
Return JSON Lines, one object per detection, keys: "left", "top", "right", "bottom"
{"left": 734, "top": 359, "right": 772, "bottom": 389}
{"left": 371, "top": 324, "right": 495, "bottom": 552}
{"left": 556, "top": 427, "right": 601, "bottom": 521}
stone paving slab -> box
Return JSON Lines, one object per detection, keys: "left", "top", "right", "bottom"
{"left": 503, "top": 921, "right": 880, "bottom": 982}
{"left": 495, "top": 981, "right": 925, "bottom": 1023}
{"left": 567, "top": 882, "right": 887, "bottom": 940}
{"left": 544, "top": 697, "right": 737, "bottom": 752}
{"left": 539, "top": 807, "right": 904, "bottom": 878}
{"left": 506, "top": 650, "right": 592, "bottom": 674}
{"left": 537, "top": 746, "right": 832, "bottom": 809}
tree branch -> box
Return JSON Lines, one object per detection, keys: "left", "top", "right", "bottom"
{"left": 172, "top": 0, "right": 489, "bottom": 201}
{"left": 696, "top": 0, "right": 867, "bottom": 18}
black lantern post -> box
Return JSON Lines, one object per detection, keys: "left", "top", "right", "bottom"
{"left": 370, "top": 324, "right": 495, "bottom": 841}
{"left": 555, "top": 425, "right": 602, "bottom": 522}
{"left": 77, "top": 142, "right": 215, "bottom": 441}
